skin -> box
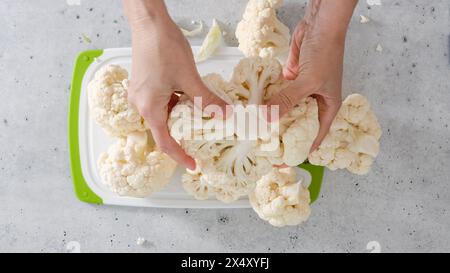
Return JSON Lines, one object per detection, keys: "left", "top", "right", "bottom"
{"left": 123, "top": 0, "right": 226, "bottom": 170}
{"left": 268, "top": 0, "right": 358, "bottom": 152}
{"left": 123, "top": 0, "right": 357, "bottom": 168}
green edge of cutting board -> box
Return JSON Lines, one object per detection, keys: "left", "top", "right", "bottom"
{"left": 299, "top": 162, "right": 325, "bottom": 204}
{"left": 68, "top": 49, "right": 104, "bottom": 204}
{"left": 67, "top": 49, "right": 324, "bottom": 206}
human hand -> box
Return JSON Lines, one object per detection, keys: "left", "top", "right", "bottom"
{"left": 124, "top": 0, "right": 226, "bottom": 170}
{"left": 267, "top": 0, "right": 357, "bottom": 152}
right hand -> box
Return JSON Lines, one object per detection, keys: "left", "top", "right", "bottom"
{"left": 126, "top": 12, "right": 227, "bottom": 170}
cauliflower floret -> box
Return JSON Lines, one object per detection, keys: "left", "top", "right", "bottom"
{"left": 249, "top": 168, "right": 311, "bottom": 227}
{"left": 231, "top": 57, "right": 283, "bottom": 104}
{"left": 255, "top": 96, "right": 319, "bottom": 166}
{"left": 236, "top": 0, "right": 290, "bottom": 58}
{"left": 280, "top": 97, "right": 320, "bottom": 166}
{"left": 182, "top": 168, "right": 210, "bottom": 200}
{"left": 181, "top": 166, "right": 244, "bottom": 203}
{"left": 97, "top": 131, "right": 177, "bottom": 197}
{"left": 88, "top": 65, "right": 147, "bottom": 137}
{"left": 309, "top": 94, "right": 382, "bottom": 175}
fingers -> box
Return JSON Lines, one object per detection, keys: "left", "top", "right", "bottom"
{"left": 167, "top": 93, "right": 180, "bottom": 113}
{"left": 310, "top": 96, "right": 342, "bottom": 153}
{"left": 138, "top": 99, "right": 196, "bottom": 170}
{"left": 284, "top": 21, "right": 307, "bottom": 80}
{"left": 273, "top": 164, "right": 289, "bottom": 168}
{"left": 267, "top": 21, "right": 310, "bottom": 120}
{"left": 266, "top": 79, "right": 311, "bottom": 120}
{"left": 183, "top": 76, "right": 228, "bottom": 118}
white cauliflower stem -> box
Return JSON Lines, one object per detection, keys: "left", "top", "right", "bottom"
{"left": 249, "top": 168, "right": 311, "bottom": 227}
{"left": 309, "top": 94, "right": 382, "bottom": 175}
{"left": 88, "top": 65, "right": 147, "bottom": 137}
{"left": 97, "top": 131, "right": 177, "bottom": 197}
{"left": 236, "top": 0, "right": 290, "bottom": 58}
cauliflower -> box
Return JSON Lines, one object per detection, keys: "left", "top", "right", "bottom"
{"left": 280, "top": 97, "right": 320, "bottom": 166}
{"left": 236, "top": 0, "right": 290, "bottom": 58}
{"left": 97, "top": 131, "right": 177, "bottom": 197}
{"left": 182, "top": 167, "right": 210, "bottom": 201}
{"left": 182, "top": 166, "right": 244, "bottom": 203}
{"left": 88, "top": 65, "right": 147, "bottom": 137}
{"left": 309, "top": 94, "right": 382, "bottom": 175}
{"left": 249, "top": 167, "right": 311, "bottom": 227}
{"left": 169, "top": 57, "right": 319, "bottom": 199}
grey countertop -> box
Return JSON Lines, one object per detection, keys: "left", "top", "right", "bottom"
{"left": 0, "top": 0, "right": 449, "bottom": 253}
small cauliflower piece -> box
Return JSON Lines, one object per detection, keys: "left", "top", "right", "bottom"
{"left": 88, "top": 65, "right": 147, "bottom": 137}
{"left": 309, "top": 94, "right": 382, "bottom": 175}
{"left": 136, "top": 237, "right": 146, "bottom": 246}
{"left": 179, "top": 20, "right": 203, "bottom": 37}
{"left": 249, "top": 168, "right": 311, "bottom": 227}
{"left": 236, "top": 0, "right": 290, "bottom": 58}
{"left": 97, "top": 131, "right": 177, "bottom": 197}
{"left": 195, "top": 19, "right": 223, "bottom": 63}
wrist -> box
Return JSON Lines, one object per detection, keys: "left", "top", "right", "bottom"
{"left": 123, "top": 0, "right": 171, "bottom": 29}
{"left": 304, "top": 0, "right": 356, "bottom": 43}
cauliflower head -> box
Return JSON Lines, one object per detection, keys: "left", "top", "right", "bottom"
{"left": 97, "top": 131, "right": 177, "bottom": 197}
{"left": 88, "top": 65, "right": 148, "bottom": 137}
{"left": 249, "top": 167, "right": 311, "bottom": 227}
{"left": 169, "top": 57, "right": 319, "bottom": 200}
{"left": 309, "top": 94, "right": 382, "bottom": 175}
{"left": 236, "top": 0, "right": 290, "bottom": 58}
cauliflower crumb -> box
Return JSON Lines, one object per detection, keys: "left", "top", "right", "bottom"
{"left": 360, "top": 15, "right": 370, "bottom": 23}
{"left": 366, "top": 0, "right": 382, "bottom": 6}
{"left": 376, "top": 44, "right": 383, "bottom": 52}
{"left": 136, "top": 237, "right": 146, "bottom": 246}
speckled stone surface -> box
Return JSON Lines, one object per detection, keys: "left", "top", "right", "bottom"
{"left": 0, "top": 0, "right": 449, "bottom": 253}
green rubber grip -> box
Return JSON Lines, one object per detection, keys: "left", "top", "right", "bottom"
{"left": 68, "top": 50, "right": 104, "bottom": 204}
{"left": 299, "top": 163, "right": 325, "bottom": 204}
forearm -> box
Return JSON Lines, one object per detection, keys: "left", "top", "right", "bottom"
{"left": 305, "top": 0, "right": 358, "bottom": 41}
{"left": 123, "top": 0, "right": 171, "bottom": 28}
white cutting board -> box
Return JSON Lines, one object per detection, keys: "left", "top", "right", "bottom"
{"left": 75, "top": 47, "right": 312, "bottom": 208}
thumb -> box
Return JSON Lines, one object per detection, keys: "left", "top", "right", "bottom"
{"left": 141, "top": 104, "right": 196, "bottom": 170}
{"left": 310, "top": 96, "right": 341, "bottom": 152}
{"left": 284, "top": 21, "right": 307, "bottom": 80}
{"left": 266, "top": 79, "right": 311, "bottom": 121}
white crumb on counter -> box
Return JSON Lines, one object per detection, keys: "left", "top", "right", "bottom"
{"left": 366, "top": 0, "right": 382, "bottom": 6}
{"left": 360, "top": 15, "right": 370, "bottom": 23}
{"left": 376, "top": 44, "right": 383, "bottom": 52}
{"left": 136, "top": 237, "right": 146, "bottom": 246}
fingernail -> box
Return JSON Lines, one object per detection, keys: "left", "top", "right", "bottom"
{"left": 187, "top": 160, "right": 196, "bottom": 170}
